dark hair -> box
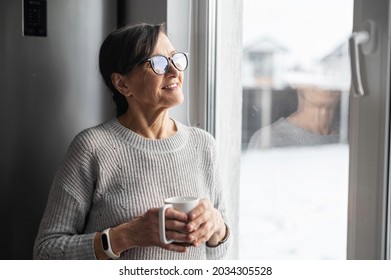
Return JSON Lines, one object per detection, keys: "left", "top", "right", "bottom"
{"left": 99, "top": 23, "right": 166, "bottom": 117}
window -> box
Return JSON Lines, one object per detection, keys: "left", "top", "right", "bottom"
{"left": 239, "top": 0, "right": 353, "bottom": 259}
{"left": 212, "top": 0, "right": 390, "bottom": 260}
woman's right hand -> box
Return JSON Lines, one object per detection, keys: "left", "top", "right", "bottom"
{"left": 109, "top": 207, "right": 191, "bottom": 255}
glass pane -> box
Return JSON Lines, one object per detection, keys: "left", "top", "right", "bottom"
{"left": 240, "top": 0, "right": 353, "bottom": 259}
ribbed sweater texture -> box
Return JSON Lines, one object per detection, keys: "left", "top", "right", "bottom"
{"left": 33, "top": 118, "right": 229, "bottom": 260}
{"left": 248, "top": 117, "right": 339, "bottom": 149}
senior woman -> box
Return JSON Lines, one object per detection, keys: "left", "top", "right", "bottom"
{"left": 33, "top": 23, "right": 229, "bottom": 260}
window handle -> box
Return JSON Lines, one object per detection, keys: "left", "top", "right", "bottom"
{"left": 348, "top": 20, "right": 377, "bottom": 97}
{"left": 349, "top": 31, "right": 369, "bottom": 96}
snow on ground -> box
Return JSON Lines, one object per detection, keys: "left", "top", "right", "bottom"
{"left": 239, "top": 144, "right": 349, "bottom": 259}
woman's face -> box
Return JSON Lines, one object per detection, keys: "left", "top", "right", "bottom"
{"left": 124, "top": 33, "right": 185, "bottom": 112}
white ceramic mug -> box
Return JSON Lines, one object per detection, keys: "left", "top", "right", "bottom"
{"left": 159, "top": 196, "right": 200, "bottom": 244}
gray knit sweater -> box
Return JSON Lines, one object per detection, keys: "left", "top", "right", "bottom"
{"left": 248, "top": 118, "right": 339, "bottom": 149}
{"left": 33, "top": 118, "right": 229, "bottom": 260}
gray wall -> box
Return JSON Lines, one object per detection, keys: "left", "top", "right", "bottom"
{"left": 0, "top": 0, "right": 116, "bottom": 259}
{"left": 118, "top": 0, "right": 167, "bottom": 26}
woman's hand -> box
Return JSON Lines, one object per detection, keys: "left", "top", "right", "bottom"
{"left": 185, "top": 198, "right": 226, "bottom": 247}
{"left": 94, "top": 200, "right": 227, "bottom": 259}
{"left": 95, "top": 207, "right": 192, "bottom": 259}
{"left": 119, "top": 207, "right": 192, "bottom": 252}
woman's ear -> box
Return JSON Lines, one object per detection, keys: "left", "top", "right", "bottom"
{"left": 111, "top": 73, "right": 132, "bottom": 97}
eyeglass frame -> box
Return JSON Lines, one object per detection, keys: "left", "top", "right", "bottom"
{"left": 140, "top": 52, "right": 189, "bottom": 75}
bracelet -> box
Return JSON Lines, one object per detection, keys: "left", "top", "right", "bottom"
{"left": 206, "top": 223, "right": 230, "bottom": 248}
{"left": 101, "top": 228, "right": 120, "bottom": 259}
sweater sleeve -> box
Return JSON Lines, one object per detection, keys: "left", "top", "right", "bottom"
{"left": 33, "top": 131, "right": 98, "bottom": 259}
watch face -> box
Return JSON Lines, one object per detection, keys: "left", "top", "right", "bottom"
{"left": 102, "top": 233, "right": 109, "bottom": 251}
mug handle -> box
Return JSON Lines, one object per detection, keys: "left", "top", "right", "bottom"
{"left": 159, "top": 204, "right": 174, "bottom": 244}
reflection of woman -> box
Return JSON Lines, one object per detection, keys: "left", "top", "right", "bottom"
{"left": 33, "top": 23, "right": 229, "bottom": 260}
{"left": 248, "top": 85, "right": 340, "bottom": 149}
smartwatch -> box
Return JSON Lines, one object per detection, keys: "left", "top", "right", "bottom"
{"left": 101, "top": 228, "right": 120, "bottom": 259}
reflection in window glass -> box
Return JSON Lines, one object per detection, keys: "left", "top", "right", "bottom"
{"left": 239, "top": 0, "right": 353, "bottom": 259}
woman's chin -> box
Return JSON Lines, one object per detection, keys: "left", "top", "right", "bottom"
{"left": 167, "top": 90, "right": 185, "bottom": 107}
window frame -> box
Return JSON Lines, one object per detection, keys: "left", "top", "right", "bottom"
{"left": 347, "top": 0, "right": 391, "bottom": 260}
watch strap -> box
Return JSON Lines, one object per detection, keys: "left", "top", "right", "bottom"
{"left": 101, "top": 228, "right": 120, "bottom": 259}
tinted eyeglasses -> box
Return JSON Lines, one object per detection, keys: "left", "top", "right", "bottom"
{"left": 141, "top": 52, "right": 188, "bottom": 75}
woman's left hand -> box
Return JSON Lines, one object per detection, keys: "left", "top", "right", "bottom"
{"left": 185, "top": 198, "right": 226, "bottom": 247}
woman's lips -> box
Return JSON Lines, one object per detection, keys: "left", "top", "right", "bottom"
{"left": 162, "top": 83, "right": 178, "bottom": 89}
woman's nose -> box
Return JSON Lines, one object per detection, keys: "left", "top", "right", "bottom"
{"left": 165, "top": 58, "right": 179, "bottom": 76}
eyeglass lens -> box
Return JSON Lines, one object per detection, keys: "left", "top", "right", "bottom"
{"left": 150, "top": 53, "right": 188, "bottom": 74}
{"left": 172, "top": 53, "right": 187, "bottom": 71}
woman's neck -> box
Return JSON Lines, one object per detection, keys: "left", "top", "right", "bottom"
{"left": 287, "top": 104, "right": 337, "bottom": 135}
{"left": 118, "top": 109, "right": 177, "bottom": 140}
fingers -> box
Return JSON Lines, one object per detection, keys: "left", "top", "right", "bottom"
{"left": 165, "top": 229, "right": 189, "bottom": 242}
{"left": 188, "top": 198, "right": 209, "bottom": 221}
{"left": 165, "top": 219, "right": 188, "bottom": 233}
{"left": 164, "top": 208, "right": 189, "bottom": 238}
{"left": 185, "top": 198, "right": 215, "bottom": 246}
{"left": 160, "top": 208, "right": 192, "bottom": 248}
{"left": 133, "top": 202, "right": 223, "bottom": 252}
{"left": 185, "top": 198, "right": 226, "bottom": 247}
{"left": 187, "top": 198, "right": 212, "bottom": 232}
{"left": 165, "top": 208, "right": 188, "bottom": 222}
{"left": 188, "top": 222, "right": 215, "bottom": 247}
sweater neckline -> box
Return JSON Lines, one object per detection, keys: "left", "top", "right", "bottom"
{"left": 279, "top": 118, "right": 338, "bottom": 139}
{"left": 104, "top": 118, "right": 188, "bottom": 153}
